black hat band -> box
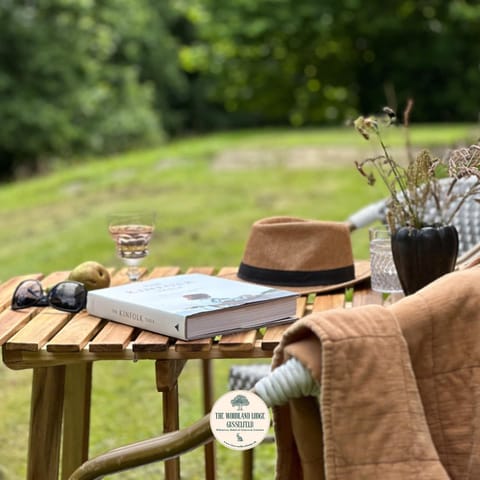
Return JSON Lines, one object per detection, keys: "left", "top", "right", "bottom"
{"left": 237, "top": 262, "right": 355, "bottom": 287}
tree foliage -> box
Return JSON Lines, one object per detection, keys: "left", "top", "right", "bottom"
{"left": 177, "top": 0, "right": 356, "bottom": 127}
{"left": 0, "top": 0, "right": 165, "bottom": 176}
{"left": 178, "top": 0, "right": 480, "bottom": 125}
{"left": 2, "top": 0, "right": 480, "bottom": 178}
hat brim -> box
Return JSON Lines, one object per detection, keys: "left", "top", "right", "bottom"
{"left": 220, "top": 260, "right": 371, "bottom": 295}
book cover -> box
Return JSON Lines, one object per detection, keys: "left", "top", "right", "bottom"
{"left": 86, "top": 273, "right": 298, "bottom": 340}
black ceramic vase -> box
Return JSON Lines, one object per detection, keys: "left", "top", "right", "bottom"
{"left": 390, "top": 225, "right": 459, "bottom": 295}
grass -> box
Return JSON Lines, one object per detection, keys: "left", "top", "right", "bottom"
{"left": 0, "top": 123, "right": 478, "bottom": 479}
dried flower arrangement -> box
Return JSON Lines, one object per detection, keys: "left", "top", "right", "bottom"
{"left": 353, "top": 100, "right": 480, "bottom": 232}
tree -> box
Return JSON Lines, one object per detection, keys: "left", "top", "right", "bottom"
{"left": 177, "top": 0, "right": 480, "bottom": 126}
{"left": 0, "top": 0, "right": 162, "bottom": 178}
{"left": 336, "top": 0, "right": 480, "bottom": 122}
{"left": 231, "top": 394, "right": 250, "bottom": 410}
{"left": 177, "top": 0, "right": 359, "bottom": 126}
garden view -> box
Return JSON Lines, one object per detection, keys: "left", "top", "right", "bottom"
{"left": 1, "top": 1, "right": 480, "bottom": 479}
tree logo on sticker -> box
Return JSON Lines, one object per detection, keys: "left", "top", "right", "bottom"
{"left": 210, "top": 390, "right": 271, "bottom": 451}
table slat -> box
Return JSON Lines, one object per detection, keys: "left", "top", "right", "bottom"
{"left": 312, "top": 292, "right": 345, "bottom": 311}
{"left": 0, "top": 308, "right": 41, "bottom": 346}
{"left": 47, "top": 311, "right": 104, "bottom": 352}
{"left": 352, "top": 288, "right": 383, "bottom": 307}
{"left": 109, "top": 267, "right": 148, "bottom": 286}
{"left": 186, "top": 267, "right": 216, "bottom": 275}
{"left": 88, "top": 321, "right": 135, "bottom": 352}
{"left": 175, "top": 336, "right": 213, "bottom": 352}
{"left": 6, "top": 308, "right": 73, "bottom": 352}
{"left": 132, "top": 331, "right": 170, "bottom": 352}
{"left": 147, "top": 266, "right": 181, "bottom": 278}
{"left": 215, "top": 266, "right": 238, "bottom": 287}
{"left": 261, "top": 324, "right": 291, "bottom": 350}
{"left": 42, "top": 271, "right": 72, "bottom": 286}
{"left": 218, "top": 329, "right": 257, "bottom": 351}
{"left": 296, "top": 295, "right": 309, "bottom": 317}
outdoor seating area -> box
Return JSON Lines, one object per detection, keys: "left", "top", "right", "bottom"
{"left": 0, "top": 262, "right": 378, "bottom": 480}
{"left": 3, "top": 200, "right": 480, "bottom": 480}
{"left": 5, "top": 3, "right": 480, "bottom": 480}
{"left": 4, "top": 262, "right": 480, "bottom": 479}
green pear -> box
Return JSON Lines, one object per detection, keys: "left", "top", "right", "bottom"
{"left": 68, "top": 261, "right": 111, "bottom": 291}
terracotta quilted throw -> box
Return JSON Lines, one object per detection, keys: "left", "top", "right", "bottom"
{"left": 272, "top": 267, "right": 480, "bottom": 480}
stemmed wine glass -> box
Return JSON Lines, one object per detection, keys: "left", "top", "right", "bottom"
{"left": 108, "top": 211, "right": 156, "bottom": 281}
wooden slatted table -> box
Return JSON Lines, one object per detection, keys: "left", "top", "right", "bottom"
{"left": 0, "top": 266, "right": 388, "bottom": 480}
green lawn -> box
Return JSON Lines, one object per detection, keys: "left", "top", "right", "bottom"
{"left": 1, "top": 123, "right": 478, "bottom": 479}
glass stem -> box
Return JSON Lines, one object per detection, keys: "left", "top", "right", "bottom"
{"left": 127, "top": 266, "right": 141, "bottom": 281}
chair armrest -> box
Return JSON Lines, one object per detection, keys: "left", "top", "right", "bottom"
{"left": 347, "top": 198, "right": 387, "bottom": 230}
{"left": 68, "top": 414, "right": 212, "bottom": 480}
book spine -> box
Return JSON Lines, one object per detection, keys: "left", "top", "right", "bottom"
{"left": 86, "top": 295, "right": 187, "bottom": 340}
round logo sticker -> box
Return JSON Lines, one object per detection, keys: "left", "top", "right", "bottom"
{"left": 210, "top": 390, "right": 271, "bottom": 451}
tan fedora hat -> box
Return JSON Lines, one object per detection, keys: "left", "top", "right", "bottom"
{"left": 224, "top": 216, "right": 370, "bottom": 294}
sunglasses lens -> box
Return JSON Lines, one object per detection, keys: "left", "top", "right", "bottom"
{"left": 12, "top": 280, "right": 43, "bottom": 309}
{"left": 48, "top": 281, "right": 87, "bottom": 313}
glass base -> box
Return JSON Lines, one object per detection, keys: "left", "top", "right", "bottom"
{"left": 126, "top": 266, "right": 141, "bottom": 281}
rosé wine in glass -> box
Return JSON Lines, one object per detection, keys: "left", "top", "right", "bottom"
{"left": 108, "top": 212, "right": 155, "bottom": 281}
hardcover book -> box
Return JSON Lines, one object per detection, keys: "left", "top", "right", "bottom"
{"left": 86, "top": 273, "right": 298, "bottom": 340}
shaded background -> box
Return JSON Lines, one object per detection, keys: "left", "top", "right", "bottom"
{"left": 2, "top": 2, "right": 480, "bottom": 479}
{"left": 1, "top": 0, "right": 479, "bottom": 180}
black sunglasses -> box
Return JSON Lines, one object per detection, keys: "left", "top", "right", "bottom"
{"left": 11, "top": 279, "right": 87, "bottom": 313}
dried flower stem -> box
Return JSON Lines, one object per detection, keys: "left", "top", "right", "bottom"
{"left": 445, "top": 181, "right": 480, "bottom": 224}
{"left": 353, "top": 103, "right": 480, "bottom": 231}
{"left": 403, "top": 98, "right": 414, "bottom": 163}
{"left": 370, "top": 120, "right": 422, "bottom": 228}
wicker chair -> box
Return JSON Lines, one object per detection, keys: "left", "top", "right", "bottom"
{"left": 347, "top": 176, "right": 480, "bottom": 257}
{"left": 227, "top": 175, "right": 480, "bottom": 477}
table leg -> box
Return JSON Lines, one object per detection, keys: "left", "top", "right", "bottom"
{"left": 162, "top": 383, "right": 180, "bottom": 479}
{"left": 156, "top": 359, "right": 186, "bottom": 480}
{"left": 27, "top": 366, "right": 66, "bottom": 480}
{"left": 202, "top": 359, "right": 216, "bottom": 480}
{"left": 61, "top": 362, "right": 93, "bottom": 480}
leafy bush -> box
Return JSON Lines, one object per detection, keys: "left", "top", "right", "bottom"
{"left": 0, "top": 0, "right": 163, "bottom": 177}
{"left": 178, "top": 0, "right": 480, "bottom": 126}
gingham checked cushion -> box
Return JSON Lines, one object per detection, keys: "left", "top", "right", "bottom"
{"left": 417, "top": 176, "right": 480, "bottom": 255}
{"left": 229, "top": 364, "right": 271, "bottom": 391}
